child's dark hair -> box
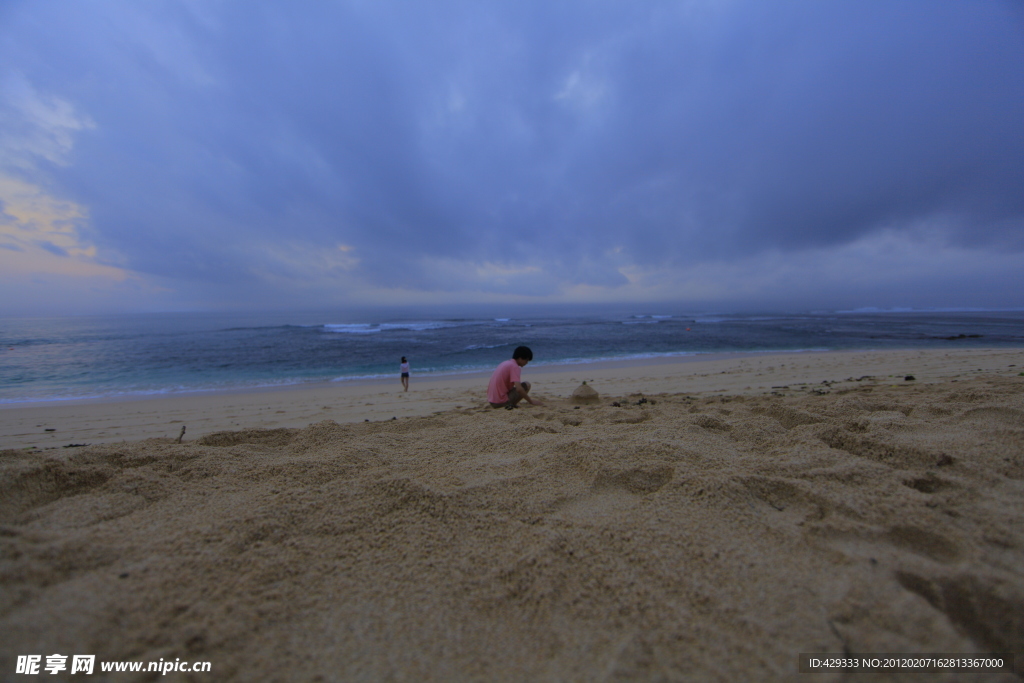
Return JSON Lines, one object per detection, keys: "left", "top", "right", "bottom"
{"left": 512, "top": 346, "right": 533, "bottom": 361}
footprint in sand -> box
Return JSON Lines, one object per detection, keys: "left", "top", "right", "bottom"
{"left": 895, "top": 570, "right": 1024, "bottom": 653}
{"left": 553, "top": 465, "right": 673, "bottom": 522}
{"left": 816, "top": 523, "right": 964, "bottom": 565}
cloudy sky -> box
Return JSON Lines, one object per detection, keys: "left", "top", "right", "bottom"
{"left": 1, "top": 0, "right": 1023, "bottom": 316}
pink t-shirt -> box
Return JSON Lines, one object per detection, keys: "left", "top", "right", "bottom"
{"left": 487, "top": 359, "right": 521, "bottom": 404}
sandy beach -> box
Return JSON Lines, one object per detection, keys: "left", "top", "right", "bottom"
{"left": 2, "top": 348, "right": 1023, "bottom": 680}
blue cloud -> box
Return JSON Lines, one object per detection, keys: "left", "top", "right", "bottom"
{"left": 1, "top": 0, "right": 1022, "bottom": 311}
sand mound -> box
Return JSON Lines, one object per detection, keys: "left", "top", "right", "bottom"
{"left": 2, "top": 376, "right": 1022, "bottom": 680}
{"left": 194, "top": 428, "right": 300, "bottom": 448}
{"left": 570, "top": 381, "right": 600, "bottom": 405}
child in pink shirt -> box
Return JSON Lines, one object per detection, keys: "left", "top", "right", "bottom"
{"left": 487, "top": 346, "right": 544, "bottom": 408}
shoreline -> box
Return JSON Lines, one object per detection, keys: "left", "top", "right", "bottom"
{"left": 3, "top": 339, "right": 1017, "bottom": 408}
{"left": 1, "top": 343, "right": 1010, "bottom": 408}
{"left": 3, "top": 347, "right": 1023, "bottom": 452}
{"left": 0, "top": 348, "right": 821, "bottom": 408}
{"left": 1, "top": 349, "right": 805, "bottom": 408}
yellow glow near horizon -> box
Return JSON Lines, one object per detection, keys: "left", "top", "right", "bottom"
{"left": 0, "top": 174, "right": 132, "bottom": 280}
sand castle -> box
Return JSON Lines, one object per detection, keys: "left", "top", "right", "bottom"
{"left": 570, "top": 380, "right": 600, "bottom": 404}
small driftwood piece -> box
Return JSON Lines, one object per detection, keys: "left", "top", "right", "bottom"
{"left": 176, "top": 426, "right": 186, "bottom": 443}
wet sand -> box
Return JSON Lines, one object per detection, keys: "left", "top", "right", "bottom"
{"left": 4, "top": 348, "right": 1022, "bottom": 452}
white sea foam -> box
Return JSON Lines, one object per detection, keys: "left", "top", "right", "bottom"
{"left": 323, "top": 324, "right": 383, "bottom": 334}
{"left": 323, "top": 321, "right": 473, "bottom": 334}
{"left": 838, "top": 306, "right": 1024, "bottom": 313}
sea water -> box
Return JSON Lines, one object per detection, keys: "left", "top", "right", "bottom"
{"left": 2, "top": 306, "right": 1023, "bottom": 403}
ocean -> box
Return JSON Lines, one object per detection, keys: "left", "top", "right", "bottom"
{"left": 2, "top": 307, "right": 1023, "bottom": 404}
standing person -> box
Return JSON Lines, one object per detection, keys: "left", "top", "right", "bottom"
{"left": 487, "top": 346, "right": 544, "bottom": 408}
{"left": 400, "top": 357, "right": 410, "bottom": 392}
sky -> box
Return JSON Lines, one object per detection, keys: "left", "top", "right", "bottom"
{"left": 1, "top": 0, "right": 1023, "bottom": 316}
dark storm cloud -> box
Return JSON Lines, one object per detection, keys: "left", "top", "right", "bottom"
{"left": 2, "top": 0, "right": 1022, "bottom": 305}
{"left": 546, "top": 2, "right": 1024, "bottom": 260}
